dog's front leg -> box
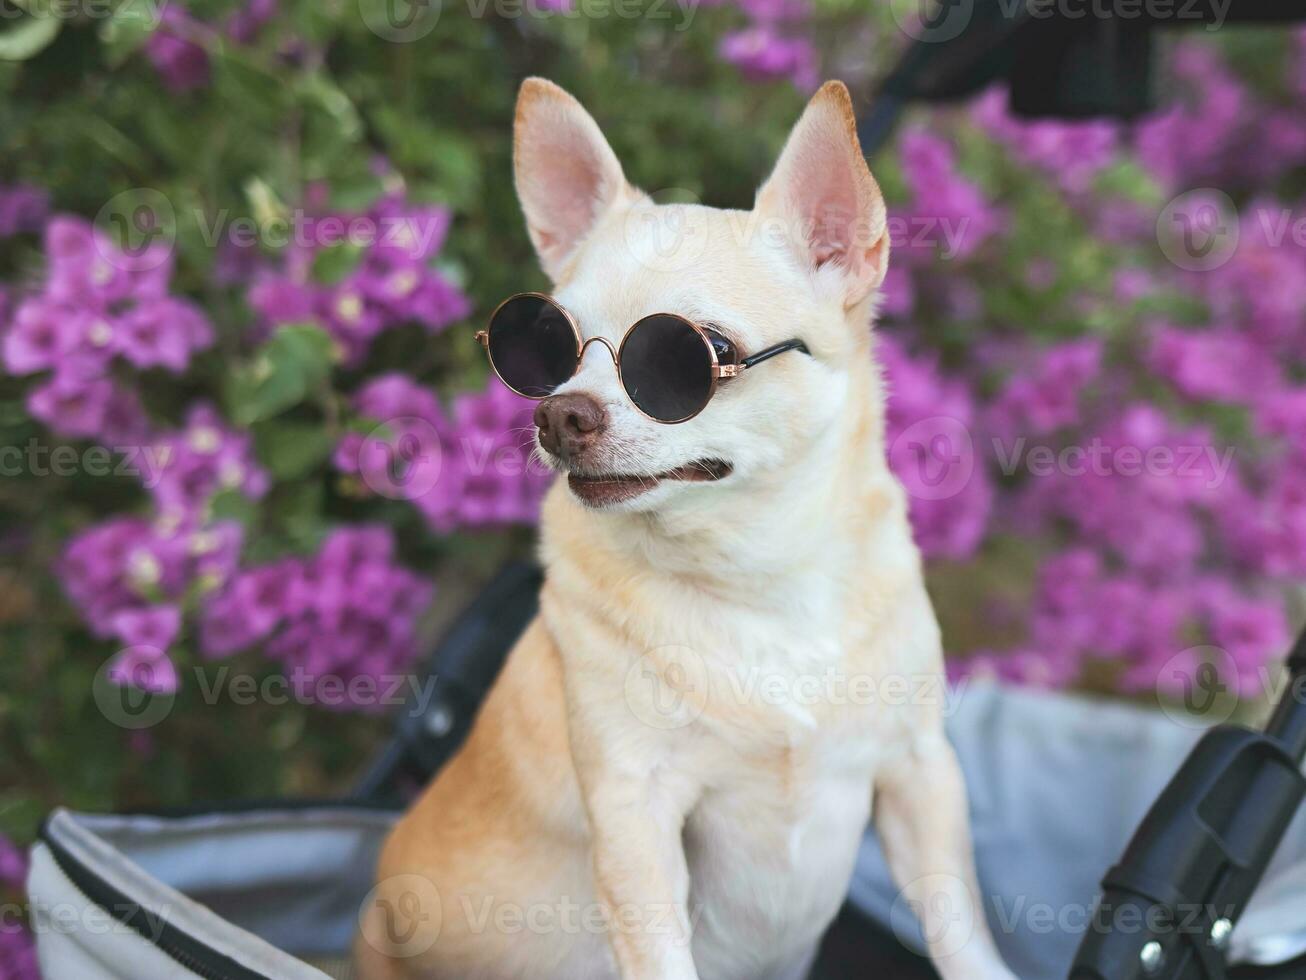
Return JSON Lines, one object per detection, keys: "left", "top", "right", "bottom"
{"left": 576, "top": 756, "right": 700, "bottom": 980}
{"left": 873, "top": 729, "right": 1018, "bottom": 980}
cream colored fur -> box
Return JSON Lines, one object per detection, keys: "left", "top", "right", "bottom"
{"left": 357, "top": 78, "right": 1017, "bottom": 980}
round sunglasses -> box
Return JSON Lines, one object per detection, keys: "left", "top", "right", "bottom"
{"left": 476, "top": 292, "right": 810, "bottom": 424}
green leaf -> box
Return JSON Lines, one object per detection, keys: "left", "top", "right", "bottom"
{"left": 99, "top": 0, "right": 161, "bottom": 67}
{"left": 226, "top": 324, "right": 337, "bottom": 425}
{"left": 268, "top": 481, "right": 327, "bottom": 554}
{"left": 209, "top": 488, "right": 258, "bottom": 528}
{"left": 253, "top": 420, "right": 334, "bottom": 480}
{"left": 296, "top": 72, "right": 363, "bottom": 144}
{"left": 311, "top": 241, "right": 365, "bottom": 285}
{"left": 0, "top": 13, "right": 60, "bottom": 62}
{"left": 244, "top": 177, "right": 288, "bottom": 239}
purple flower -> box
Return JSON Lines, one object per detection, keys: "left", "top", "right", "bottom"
{"left": 879, "top": 265, "right": 914, "bottom": 318}
{"left": 719, "top": 26, "right": 818, "bottom": 90}
{"left": 1136, "top": 43, "right": 1248, "bottom": 189}
{"left": 149, "top": 404, "right": 269, "bottom": 523}
{"left": 337, "top": 374, "right": 549, "bottom": 531}
{"left": 27, "top": 374, "right": 117, "bottom": 439}
{"left": 110, "top": 604, "right": 182, "bottom": 651}
{"left": 214, "top": 238, "right": 263, "bottom": 286}
{"left": 238, "top": 562, "right": 302, "bottom": 639}
{"left": 4, "top": 217, "right": 210, "bottom": 445}
{"left": 954, "top": 647, "right": 1082, "bottom": 690}
{"left": 0, "top": 835, "right": 27, "bottom": 890}
{"left": 439, "top": 381, "right": 552, "bottom": 528}
{"left": 879, "top": 333, "right": 994, "bottom": 560}
{"left": 1217, "top": 456, "right": 1306, "bottom": 579}
{"left": 226, "top": 0, "right": 278, "bottom": 43}
{"left": 0, "top": 183, "right": 49, "bottom": 239}
{"left": 1256, "top": 389, "right": 1306, "bottom": 456}
{"left": 2, "top": 299, "right": 77, "bottom": 374}
{"left": 45, "top": 215, "right": 172, "bottom": 302}
{"left": 1113, "top": 268, "right": 1154, "bottom": 303}
{"left": 107, "top": 643, "right": 180, "bottom": 694}
{"left": 1012, "top": 404, "right": 1238, "bottom": 575}
{"left": 197, "top": 588, "right": 263, "bottom": 658}
{"left": 1148, "top": 323, "right": 1283, "bottom": 407}
{"left": 894, "top": 129, "right": 1003, "bottom": 261}
{"left": 1194, "top": 581, "right": 1290, "bottom": 694}
{"left": 98, "top": 386, "right": 153, "bottom": 447}
{"left": 145, "top": 6, "right": 211, "bottom": 94}
{"left": 190, "top": 521, "right": 245, "bottom": 590}
{"left": 352, "top": 372, "right": 447, "bottom": 425}
{"left": 249, "top": 194, "right": 470, "bottom": 365}
{"left": 0, "top": 836, "right": 35, "bottom": 980}
{"left": 1194, "top": 203, "right": 1306, "bottom": 356}
{"left": 1135, "top": 41, "right": 1306, "bottom": 189}
{"left": 972, "top": 88, "right": 1119, "bottom": 193}
{"left": 118, "top": 298, "right": 213, "bottom": 372}
{"left": 0, "top": 920, "right": 39, "bottom": 980}
{"left": 58, "top": 518, "right": 190, "bottom": 637}
{"left": 986, "top": 338, "right": 1103, "bottom": 442}
{"left": 738, "top": 0, "right": 810, "bottom": 19}
{"left": 978, "top": 548, "right": 1206, "bottom": 693}
{"left": 57, "top": 505, "right": 242, "bottom": 651}
{"left": 199, "top": 527, "right": 433, "bottom": 710}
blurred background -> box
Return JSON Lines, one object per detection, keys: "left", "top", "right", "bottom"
{"left": 2, "top": 0, "right": 1305, "bottom": 975}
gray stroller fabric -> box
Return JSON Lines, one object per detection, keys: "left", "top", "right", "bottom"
{"left": 849, "top": 680, "right": 1306, "bottom": 979}
{"left": 25, "top": 683, "right": 1306, "bottom": 979}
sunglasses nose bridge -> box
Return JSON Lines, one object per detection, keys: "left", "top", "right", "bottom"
{"left": 580, "top": 335, "right": 619, "bottom": 367}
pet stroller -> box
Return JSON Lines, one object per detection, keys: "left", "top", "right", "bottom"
{"left": 24, "top": 563, "right": 1306, "bottom": 980}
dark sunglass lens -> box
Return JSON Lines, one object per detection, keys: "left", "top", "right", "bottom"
{"left": 487, "top": 295, "right": 579, "bottom": 397}
{"left": 620, "top": 315, "right": 714, "bottom": 422}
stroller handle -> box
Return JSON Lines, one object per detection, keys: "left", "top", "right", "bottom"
{"left": 1266, "top": 628, "right": 1306, "bottom": 762}
{"left": 1069, "top": 629, "right": 1306, "bottom": 980}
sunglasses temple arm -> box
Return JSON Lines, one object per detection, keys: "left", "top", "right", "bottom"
{"left": 739, "top": 339, "right": 811, "bottom": 371}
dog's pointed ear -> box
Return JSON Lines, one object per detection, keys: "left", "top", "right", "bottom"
{"left": 756, "top": 81, "right": 889, "bottom": 307}
{"left": 514, "top": 78, "right": 635, "bottom": 282}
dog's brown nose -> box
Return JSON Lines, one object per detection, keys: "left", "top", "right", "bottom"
{"left": 535, "top": 393, "right": 607, "bottom": 459}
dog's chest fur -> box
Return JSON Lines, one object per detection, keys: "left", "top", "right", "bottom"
{"left": 545, "top": 500, "right": 922, "bottom": 979}
{"left": 677, "top": 597, "right": 891, "bottom": 980}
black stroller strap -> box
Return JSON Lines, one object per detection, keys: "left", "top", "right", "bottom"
{"left": 352, "top": 561, "right": 543, "bottom": 804}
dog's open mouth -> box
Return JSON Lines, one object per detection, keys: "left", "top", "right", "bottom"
{"left": 567, "top": 459, "right": 732, "bottom": 506}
